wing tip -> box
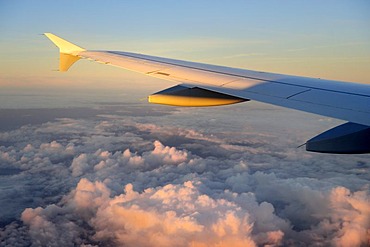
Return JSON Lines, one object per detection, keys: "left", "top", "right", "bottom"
{"left": 44, "top": 33, "right": 85, "bottom": 72}
{"left": 44, "top": 33, "right": 85, "bottom": 54}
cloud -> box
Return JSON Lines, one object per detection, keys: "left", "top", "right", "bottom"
{"left": 17, "top": 177, "right": 370, "bottom": 247}
{"left": 0, "top": 104, "right": 369, "bottom": 246}
{"left": 19, "top": 179, "right": 283, "bottom": 247}
{"left": 329, "top": 187, "right": 370, "bottom": 246}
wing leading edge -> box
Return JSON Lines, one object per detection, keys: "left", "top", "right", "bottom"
{"left": 44, "top": 33, "right": 370, "bottom": 153}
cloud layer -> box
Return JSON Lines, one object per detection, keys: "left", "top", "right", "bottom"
{"left": 0, "top": 103, "right": 369, "bottom": 246}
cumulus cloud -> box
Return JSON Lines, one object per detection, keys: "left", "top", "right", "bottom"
{"left": 20, "top": 179, "right": 284, "bottom": 247}
{"left": 16, "top": 177, "right": 370, "bottom": 247}
{"left": 329, "top": 187, "right": 370, "bottom": 246}
{"left": 0, "top": 103, "right": 369, "bottom": 246}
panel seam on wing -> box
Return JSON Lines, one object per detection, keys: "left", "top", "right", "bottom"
{"left": 286, "top": 89, "right": 311, "bottom": 99}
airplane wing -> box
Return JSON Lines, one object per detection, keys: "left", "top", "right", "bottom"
{"left": 44, "top": 33, "right": 370, "bottom": 154}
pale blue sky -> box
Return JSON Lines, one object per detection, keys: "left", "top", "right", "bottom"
{"left": 0, "top": 0, "right": 369, "bottom": 94}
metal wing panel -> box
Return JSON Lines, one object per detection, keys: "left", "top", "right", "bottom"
{"left": 83, "top": 50, "right": 370, "bottom": 96}
{"left": 77, "top": 50, "right": 370, "bottom": 126}
{"left": 150, "top": 67, "right": 238, "bottom": 86}
{"left": 189, "top": 84, "right": 370, "bottom": 126}
{"left": 223, "top": 79, "right": 309, "bottom": 98}
{"left": 80, "top": 51, "right": 241, "bottom": 86}
{"left": 290, "top": 89, "right": 370, "bottom": 113}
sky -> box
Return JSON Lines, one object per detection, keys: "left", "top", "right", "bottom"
{"left": 1, "top": 0, "right": 370, "bottom": 91}
{"left": 0, "top": 1, "right": 370, "bottom": 246}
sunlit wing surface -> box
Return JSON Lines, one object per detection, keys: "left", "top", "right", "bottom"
{"left": 44, "top": 33, "right": 370, "bottom": 154}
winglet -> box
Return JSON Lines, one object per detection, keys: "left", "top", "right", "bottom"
{"left": 44, "top": 33, "right": 86, "bottom": 72}
{"left": 44, "top": 33, "right": 85, "bottom": 54}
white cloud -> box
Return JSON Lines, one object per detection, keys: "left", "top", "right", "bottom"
{"left": 20, "top": 179, "right": 283, "bottom": 247}
{"left": 70, "top": 153, "right": 89, "bottom": 177}
{"left": 0, "top": 105, "right": 369, "bottom": 246}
